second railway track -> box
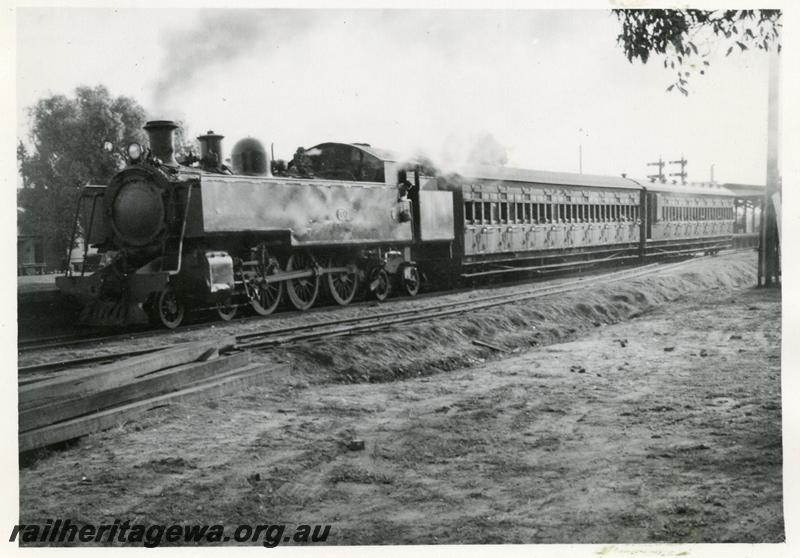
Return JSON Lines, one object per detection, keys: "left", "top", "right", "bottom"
{"left": 19, "top": 253, "right": 733, "bottom": 378}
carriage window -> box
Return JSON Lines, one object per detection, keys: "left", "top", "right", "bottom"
{"left": 524, "top": 203, "right": 532, "bottom": 223}
{"left": 474, "top": 202, "right": 483, "bottom": 223}
{"left": 500, "top": 202, "right": 508, "bottom": 224}
{"left": 465, "top": 203, "right": 474, "bottom": 224}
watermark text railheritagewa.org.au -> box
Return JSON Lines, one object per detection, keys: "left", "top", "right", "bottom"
{"left": 9, "top": 519, "right": 331, "bottom": 547}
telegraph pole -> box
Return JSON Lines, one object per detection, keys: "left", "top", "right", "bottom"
{"left": 647, "top": 156, "right": 665, "bottom": 182}
{"left": 759, "top": 48, "right": 781, "bottom": 287}
{"left": 669, "top": 155, "right": 688, "bottom": 184}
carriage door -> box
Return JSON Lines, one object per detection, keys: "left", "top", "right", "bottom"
{"left": 646, "top": 192, "right": 658, "bottom": 239}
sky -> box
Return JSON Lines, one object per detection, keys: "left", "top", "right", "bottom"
{"left": 15, "top": 8, "right": 776, "bottom": 185}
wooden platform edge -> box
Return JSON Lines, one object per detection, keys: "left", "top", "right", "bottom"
{"left": 19, "top": 337, "right": 236, "bottom": 408}
{"left": 19, "top": 352, "right": 251, "bottom": 432}
{"left": 19, "top": 362, "right": 286, "bottom": 453}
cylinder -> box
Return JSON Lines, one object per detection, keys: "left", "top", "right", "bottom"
{"left": 143, "top": 120, "right": 179, "bottom": 166}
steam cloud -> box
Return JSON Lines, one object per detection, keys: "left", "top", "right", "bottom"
{"left": 151, "top": 10, "right": 318, "bottom": 113}
{"left": 149, "top": 11, "right": 528, "bottom": 172}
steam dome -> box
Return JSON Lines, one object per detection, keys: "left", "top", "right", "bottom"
{"left": 231, "top": 137, "right": 269, "bottom": 176}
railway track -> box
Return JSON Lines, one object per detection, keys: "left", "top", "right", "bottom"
{"left": 20, "top": 246, "right": 753, "bottom": 355}
{"left": 20, "top": 252, "right": 736, "bottom": 378}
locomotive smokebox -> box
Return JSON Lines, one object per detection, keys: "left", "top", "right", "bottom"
{"left": 198, "top": 130, "right": 224, "bottom": 167}
{"left": 231, "top": 137, "right": 270, "bottom": 176}
{"left": 143, "top": 120, "right": 179, "bottom": 166}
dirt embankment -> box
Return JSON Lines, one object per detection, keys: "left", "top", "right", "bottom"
{"left": 282, "top": 254, "right": 757, "bottom": 385}
{"left": 19, "top": 252, "right": 782, "bottom": 545}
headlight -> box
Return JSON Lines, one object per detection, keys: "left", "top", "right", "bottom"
{"left": 127, "top": 143, "right": 143, "bottom": 162}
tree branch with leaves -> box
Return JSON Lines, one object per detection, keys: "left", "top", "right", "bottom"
{"left": 614, "top": 9, "right": 781, "bottom": 95}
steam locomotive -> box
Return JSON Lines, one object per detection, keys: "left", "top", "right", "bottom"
{"left": 57, "top": 120, "right": 735, "bottom": 328}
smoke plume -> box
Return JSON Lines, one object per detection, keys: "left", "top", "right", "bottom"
{"left": 151, "top": 10, "right": 317, "bottom": 112}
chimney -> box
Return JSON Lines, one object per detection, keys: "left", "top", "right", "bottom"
{"left": 143, "top": 120, "right": 179, "bottom": 166}
{"left": 198, "top": 130, "right": 224, "bottom": 168}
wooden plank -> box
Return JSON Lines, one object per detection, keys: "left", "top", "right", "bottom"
{"left": 471, "top": 339, "right": 508, "bottom": 352}
{"left": 19, "top": 363, "right": 285, "bottom": 453}
{"left": 19, "top": 352, "right": 250, "bottom": 432}
{"left": 19, "top": 337, "right": 235, "bottom": 409}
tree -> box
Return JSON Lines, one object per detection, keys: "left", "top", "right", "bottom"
{"left": 17, "top": 85, "right": 147, "bottom": 269}
{"left": 613, "top": 9, "right": 781, "bottom": 95}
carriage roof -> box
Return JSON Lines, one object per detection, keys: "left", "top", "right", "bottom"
{"left": 631, "top": 179, "right": 736, "bottom": 197}
{"left": 456, "top": 165, "right": 642, "bottom": 191}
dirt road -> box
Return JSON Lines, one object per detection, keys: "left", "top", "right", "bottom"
{"left": 19, "top": 253, "right": 783, "bottom": 544}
